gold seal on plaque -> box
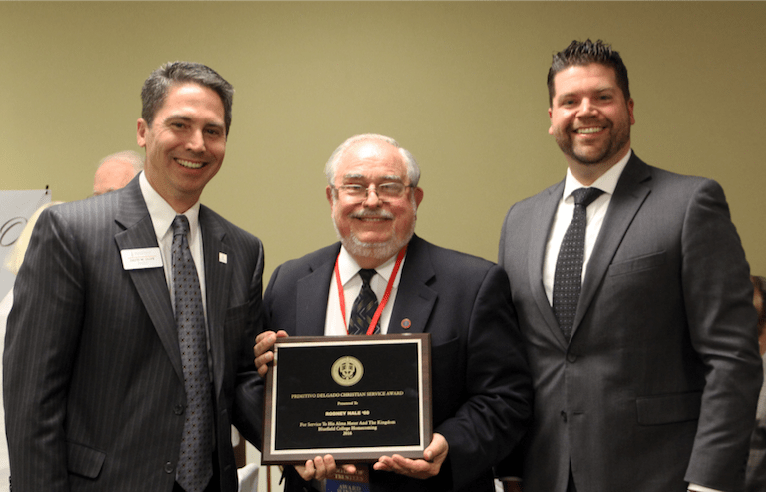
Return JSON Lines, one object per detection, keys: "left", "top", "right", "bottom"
{"left": 331, "top": 356, "right": 364, "bottom": 387}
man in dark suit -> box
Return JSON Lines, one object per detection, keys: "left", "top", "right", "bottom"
{"left": 254, "top": 134, "right": 532, "bottom": 492}
{"left": 4, "top": 62, "right": 264, "bottom": 492}
{"left": 497, "top": 40, "right": 762, "bottom": 492}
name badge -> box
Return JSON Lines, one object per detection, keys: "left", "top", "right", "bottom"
{"left": 121, "top": 247, "right": 163, "bottom": 270}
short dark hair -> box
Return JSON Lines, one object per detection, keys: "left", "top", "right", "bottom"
{"left": 141, "top": 61, "right": 234, "bottom": 135}
{"left": 547, "top": 39, "right": 630, "bottom": 106}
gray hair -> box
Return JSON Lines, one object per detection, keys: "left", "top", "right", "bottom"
{"left": 141, "top": 61, "right": 234, "bottom": 135}
{"left": 97, "top": 150, "right": 144, "bottom": 173}
{"left": 324, "top": 134, "right": 421, "bottom": 186}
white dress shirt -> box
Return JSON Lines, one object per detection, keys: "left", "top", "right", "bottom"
{"left": 324, "top": 246, "right": 406, "bottom": 336}
{"left": 542, "top": 151, "right": 631, "bottom": 305}
{"left": 138, "top": 172, "right": 214, "bottom": 380}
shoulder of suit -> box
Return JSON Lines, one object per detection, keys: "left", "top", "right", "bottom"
{"left": 276, "top": 243, "right": 340, "bottom": 272}
{"left": 199, "top": 204, "right": 262, "bottom": 244}
{"left": 410, "top": 236, "right": 496, "bottom": 275}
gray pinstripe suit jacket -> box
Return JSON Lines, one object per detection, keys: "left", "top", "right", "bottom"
{"left": 3, "top": 176, "right": 264, "bottom": 491}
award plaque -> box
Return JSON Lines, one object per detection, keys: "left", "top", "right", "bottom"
{"left": 262, "top": 334, "right": 432, "bottom": 465}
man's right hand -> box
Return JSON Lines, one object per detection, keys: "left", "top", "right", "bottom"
{"left": 296, "top": 455, "right": 357, "bottom": 481}
{"left": 254, "top": 330, "right": 288, "bottom": 376}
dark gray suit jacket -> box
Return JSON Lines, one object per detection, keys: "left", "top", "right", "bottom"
{"left": 3, "top": 176, "right": 264, "bottom": 491}
{"left": 261, "top": 235, "right": 533, "bottom": 492}
{"left": 498, "top": 153, "right": 762, "bottom": 492}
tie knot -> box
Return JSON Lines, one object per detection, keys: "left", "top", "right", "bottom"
{"left": 359, "top": 269, "right": 376, "bottom": 285}
{"left": 172, "top": 215, "right": 190, "bottom": 237}
{"left": 572, "top": 187, "right": 604, "bottom": 208}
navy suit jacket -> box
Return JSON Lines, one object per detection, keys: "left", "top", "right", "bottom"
{"left": 4, "top": 176, "right": 264, "bottom": 491}
{"left": 498, "top": 153, "right": 762, "bottom": 492}
{"left": 261, "top": 235, "right": 533, "bottom": 492}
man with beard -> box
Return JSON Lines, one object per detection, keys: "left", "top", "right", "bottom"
{"left": 496, "top": 39, "right": 762, "bottom": 492}
{"left": 255, "top": 133, "right": 533, "bottom": 492}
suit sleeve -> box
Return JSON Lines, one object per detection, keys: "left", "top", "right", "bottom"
{"left": 681, "top": 179, "right": 763, "bottom": 489}
{"left": 435, "top": 264, "right": 533, "bottom": 491}
{"left": 231, "top": 237, "right": 267, "bottom": 445}
{"left": 3, "top": 208, "right": 83, "bottom": 491}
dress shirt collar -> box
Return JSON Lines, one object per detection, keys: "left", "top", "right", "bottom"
{"left": 337, "top": 245, "right": 404, "bottom": 288}
{"left": 563, "top": 149, "right": 632, "bottom": 200}
{"left": 139, "top": 171, "right": 201, "bottom": 240}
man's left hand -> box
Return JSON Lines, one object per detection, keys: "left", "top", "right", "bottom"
{"left": 372, "top": 432, "right": 448, "bottom": 479}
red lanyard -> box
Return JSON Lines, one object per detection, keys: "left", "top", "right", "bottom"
{"left": 334, "top": 246, "right": 407, "bottom": 335}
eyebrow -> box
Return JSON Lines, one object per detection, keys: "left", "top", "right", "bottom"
{"left": 342, "top": 174, "right": 403, "bottom": 182}
{"left": 164, "top": 115, "right": 225, "bottom": 130}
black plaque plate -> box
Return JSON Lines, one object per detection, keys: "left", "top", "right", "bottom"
{"left": 262, "top": 334, "right": 432, "bottom": 465}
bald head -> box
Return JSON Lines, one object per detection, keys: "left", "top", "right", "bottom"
{"left": 93, "top": 151, "right": 143, "bottom": 196}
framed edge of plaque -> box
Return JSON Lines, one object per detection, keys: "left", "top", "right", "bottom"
{"left": 261, "top": 333, "right": 433, "bottom": 465}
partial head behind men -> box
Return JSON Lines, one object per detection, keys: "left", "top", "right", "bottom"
{"left": 141, "top": 61, "right": 234, "bottom": 137}
{"left": 324, "top": 134, "right": 424, "bottom": 269}
{"left": 93, "top": 150, "right": 144, "bottom": 196}
{"left": 548, "top": 39, "right": 630, "bottom": 106}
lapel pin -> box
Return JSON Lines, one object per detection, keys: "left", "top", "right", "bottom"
{"left": 401, "top": 318, "right": 412, "bottom": 330}
{"left": 219, "top": 252, "right": 228, "bottom": 264}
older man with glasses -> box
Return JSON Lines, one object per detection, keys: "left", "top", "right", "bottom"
{"left": 254, "top": 133, "right": 533, "bottom": 492}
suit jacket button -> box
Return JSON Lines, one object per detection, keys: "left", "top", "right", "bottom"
{"left": 164, "top": 462, "right": 175, "bottom": 474}
{"left": 174, "top": 404, "right": 184, "bottom": 415}
{"left": 561, "top": 411, "right": 568, "bottom": 422}
{"left": 566, "top": 352, "right": 578, "bottom": 363}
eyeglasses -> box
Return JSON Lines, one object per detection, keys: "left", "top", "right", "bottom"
{"left": 332, "top": 182, "right": 414, "bottom": 201}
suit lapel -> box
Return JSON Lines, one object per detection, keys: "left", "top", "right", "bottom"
{"left": 530, "top": 182, "right": 569, "bottom": 347}
{"left": 573, "top": 154, "right": 652, "bottom": 336}
{"left": 295, "top": 245, "right": 340, "bottom": 336}
{"left": 388, "top": 236, "right": 437, "bottom": 335}
{"left": 200, "top": 206, "right": 229, "bottom": 394}
{"left": 113, "top": 179, "right": 183, "bottom": 382}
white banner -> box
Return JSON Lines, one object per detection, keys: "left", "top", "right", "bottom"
{"left": 0, "top": 189, "right": 52, "bottom": 300}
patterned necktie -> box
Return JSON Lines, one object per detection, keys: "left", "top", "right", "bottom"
{"left": 552, "top": 187, "right": 604, "bottom": 341}
{"left": 348, "top": 269, "right": 380, "bottom": 335}
{"left": 172, "top": 215, "right": 213, "bottom": 492}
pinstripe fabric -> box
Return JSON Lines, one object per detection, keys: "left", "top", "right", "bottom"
{"left": 3, "top": 176, "right": 265, "bottom": 492}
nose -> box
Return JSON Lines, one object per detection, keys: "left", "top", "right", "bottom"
{"left": 577, "top": 98, "right": 598, "bottom": 117}
{"left": 186, "top": 129, "right": 206, "bottom": 153}
{"left": 362, "top": 185, "right": 382, "bottom": 208}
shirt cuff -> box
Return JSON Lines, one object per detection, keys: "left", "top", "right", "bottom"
{"left": 688, "top": 484, "right": 725, "bottom": 492}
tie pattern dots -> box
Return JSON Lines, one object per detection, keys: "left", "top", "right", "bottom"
{"left": 172, "top": 215, "right": 213, "bottom": 492}
{"left": 552, "top": 187, "right": 604, "bottom": 341}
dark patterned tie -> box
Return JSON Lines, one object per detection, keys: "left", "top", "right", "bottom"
{"left": 348, "top": 269, "right": 380, "bottom": 335}
{"left": 172, "top": 215, "right": 213, "bottom": 492}
{"left": 552, "top": 187, "right": 604, "bottom": 341}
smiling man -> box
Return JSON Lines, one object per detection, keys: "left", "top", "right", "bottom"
{"left": 254, "top": 134, "right": 533, "bottom": 492}
{"left": 497, "top": 40, "right": 762, "bottom": 492}
{"left": 4, "top": 62, "right": 265, "bottom": 492}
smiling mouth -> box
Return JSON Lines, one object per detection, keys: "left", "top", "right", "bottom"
{"left": 575, "top": 127, "right": 605, "bottom": 134}
{"left": 176, "top": 158, "right": 205, "bottom": 169}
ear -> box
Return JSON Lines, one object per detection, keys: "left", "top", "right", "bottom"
{"left": 136, "top": 118, "right": 148, "bottom": 148}
{"left": 326, "top": 185, "right": 335, "bottom": 209}
{"left": 413, "top": 187, "right": 424, "bottom": 208}
{"left": 627, "top": 98, "right": 635, "bottom": 125}
{"left": 548, "top": 108, "right": 554, "bottom": 135}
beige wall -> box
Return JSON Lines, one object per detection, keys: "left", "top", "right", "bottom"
{"left": 1, "top": 1, "right": 764, "bottom": 279}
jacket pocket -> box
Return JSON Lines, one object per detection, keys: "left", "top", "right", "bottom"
{"left": 67, "top": 440, "right": 106, "bottom": 478}
{"left": 635, "top": 391, "right": 701, "bottom": 425}
{"left": 608, "top": 251, "right": 667, "bottom": 277}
